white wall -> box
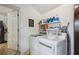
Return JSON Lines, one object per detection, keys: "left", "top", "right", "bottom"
{"left": 19, "top": 5, "right": 41, "bottom": 54}
{"left": 42, "top": 5, "right": 74, "bottom": 54}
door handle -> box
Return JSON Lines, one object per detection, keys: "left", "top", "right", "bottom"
{"left": 39, "top": 42, "right": 52, "bottom": 49}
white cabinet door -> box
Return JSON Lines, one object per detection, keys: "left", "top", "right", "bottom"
{"left": 7, "top": 11, "right": 18, "bottom": 50}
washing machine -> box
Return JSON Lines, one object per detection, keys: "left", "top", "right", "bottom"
{"left": 29, "top": 34, "right": 44, "bottom": 55}
{"left": 38, "top": 33, "right": 67, "bottom": 55}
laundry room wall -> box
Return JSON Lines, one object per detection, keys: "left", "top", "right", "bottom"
{"left": 18, "top": 5, "right": 41, "bottom": 54}
{"left": 42, "top": 4, "right": 74, "bottom": 55}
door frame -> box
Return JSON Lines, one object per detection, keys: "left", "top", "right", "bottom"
{"left": 0, "top": 5, "right": 20, "bottom": 54}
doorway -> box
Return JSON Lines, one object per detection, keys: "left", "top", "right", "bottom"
{"left": 74, "top": 4, "right": 79, "bottom": 55}
{"left": 0, "top": 5, "right": 19, "bottom": 55}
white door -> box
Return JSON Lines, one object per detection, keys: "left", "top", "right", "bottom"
{"left": 7, "top": 11, "right": 18, "bottom": 50}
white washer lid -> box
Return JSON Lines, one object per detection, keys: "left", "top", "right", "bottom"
{"left": 39, "top": 34, "right": 66, "bottom": 45}
{"left": 39, "top": 36, "right": 58, "bottom": 46}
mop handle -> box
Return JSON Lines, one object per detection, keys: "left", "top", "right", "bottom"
{"left": 67, "top": 22, "right": 70, "bottom": 29}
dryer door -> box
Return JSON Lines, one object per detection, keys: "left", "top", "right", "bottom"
{"left": 38, "top": 41, "right": 55, "bottom": 55}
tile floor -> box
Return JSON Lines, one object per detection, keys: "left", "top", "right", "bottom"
{"left": 0, "top": 43, "right": 18, "bottom": 55}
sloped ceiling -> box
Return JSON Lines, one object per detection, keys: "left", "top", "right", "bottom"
{"left": 30, "top": 4, "right": 61, "bottom": 14}
{"left": 0, "top": 5, "right": 12, "bottom": 15}
{"left": 0, "top": 4, "right": 61, "bottom": 15}
{"left": 14, "top": 4, "right": 61, "bottom": 14}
